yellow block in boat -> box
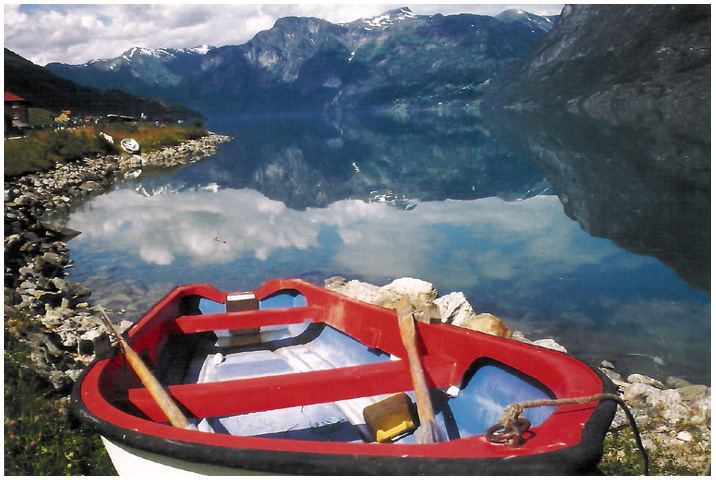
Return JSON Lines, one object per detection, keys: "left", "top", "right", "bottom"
{"left": 363, "top": 393, "right": 417, "bottom": 442}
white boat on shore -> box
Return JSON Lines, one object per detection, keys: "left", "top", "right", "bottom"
{"left": 120, "top": 138, "right": 140, "bottom": 154}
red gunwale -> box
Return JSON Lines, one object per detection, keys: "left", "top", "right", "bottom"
{"left": 80, "top": 278, "right": 604, "bottom": 459}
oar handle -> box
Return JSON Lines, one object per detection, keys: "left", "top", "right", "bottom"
{"left": 396, "top": 296, "right": 444, "bottom": 444}
{"left": 97, "top": 306, "right": 192, "bottom": 430}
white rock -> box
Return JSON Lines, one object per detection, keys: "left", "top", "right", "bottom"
{"left": 435, "top": 291, "right": 471, "bottom": 324}
{"left": 511, "top": 331, "right": 531, "bottom": 343}
{"left": 435, "top": 292, "right": 511, "bottom": 338}
{"left": 80, "top": 329, "right": 103, "bottom": 341}
{"left": 623, "top": 382, "right": 660, "bottom": 404}
{"left": 532, "top": 338, "right": 568, "bottom": 353}
{"left": 326, "top": 276, "right": 509, "bottom": 336}
{"left": 375, "top": 277, "right": 437, "bottom": 309}
{"left": 117, "top": 320, "right": 134, "bottom": 334}
{"left": 325, "top": 276, "right": 436, "bottom": 311}
{"left": 646, "top": 389, "right": 690, "bottom": 423}
{"left": 676, "top": 431, "right": 693, "bottom": 442}
{"left": 326, "top": 278, "right": 381, "bottom": 304}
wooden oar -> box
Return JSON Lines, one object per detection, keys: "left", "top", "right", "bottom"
{"left": 97, "top": 306, "right": 193, "bottom": 430}
{"left": 396, "top": 296, "right": 445, "bottom": 444}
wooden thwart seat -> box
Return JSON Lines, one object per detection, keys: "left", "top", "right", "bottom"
{"left": 128, "top": 356, "right": 459, "bottom": 423}
{"left": 172, "top": 306, "right": 322, "bottom": 334}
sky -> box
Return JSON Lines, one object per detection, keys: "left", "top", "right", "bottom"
{"left": 4, "top": 3, "right": 564, "bottom": 66}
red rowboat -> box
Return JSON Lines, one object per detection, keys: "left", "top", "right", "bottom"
{"left": 72, "top": 278, "right": 616, "bottom": 475}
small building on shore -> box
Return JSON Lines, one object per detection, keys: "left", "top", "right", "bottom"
{"left": 5, "top": 91, "right": 28, "bottom": 127}
{"left": 55, "top": 109, "right": 71, "bottom": 124}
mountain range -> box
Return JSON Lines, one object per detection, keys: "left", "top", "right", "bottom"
{"left": 46, "top": 8, "right": 555, "bottom": 113}
{"left": 38, "top": 4, "right": 710, "bottom": 132}
{"left": 4, "top": 48, "right": 201, "bottom": 121}
{"left": 485, "top": 4, "right": 710, "bottom": 139}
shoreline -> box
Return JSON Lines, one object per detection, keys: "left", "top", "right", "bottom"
{"left": 4, "top": 132, "right": 230, "bottom": 391}
{"left": 3, "top": 135, "right": 709, "bottom": 474}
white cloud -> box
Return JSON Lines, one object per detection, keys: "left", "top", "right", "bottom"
{"left": 4, "top": 3, "right": 564, "bottom": 65}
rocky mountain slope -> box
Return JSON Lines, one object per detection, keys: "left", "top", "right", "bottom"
{"left": 46, "top": 45, "right": 215, "bottom": 101}
{"left": 485, "top": 5, "right": 710, "bottom": 138}
{"left": 46, "top": 8, "right": 554, "bottom": 113}
{"left": 5, "top": 49, "right": 201, "bottom": 121}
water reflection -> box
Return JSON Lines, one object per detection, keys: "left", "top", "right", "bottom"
{"left": 68, "top": 190, "right": 610, "bottom": 282}
{"left": 487, "top": 108, "right": 710, "bottom": 292}
{"left": 67, "top": 187, "right": 709, "bottom": 383}
{"left": 128, "top": 112, "right": 551, "bottom": 209}
{"left": 62, "top": 109, "right": 710, "bottom": 384}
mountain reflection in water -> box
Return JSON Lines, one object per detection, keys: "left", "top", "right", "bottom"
{"left": 65, "top": 111, "right": 709, "bottom": 384}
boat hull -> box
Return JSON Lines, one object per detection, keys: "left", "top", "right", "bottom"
{"left": 101, "top": 437, "right": 263, "bottom": 476}
{"left": 81, "top": 381, "right": 615, "bottom": 475}
{"left": 72, "top": 279, "right": 617, "bottom": 475}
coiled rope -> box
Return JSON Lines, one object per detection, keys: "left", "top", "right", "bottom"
{"left": 486, "top": 393, "right": 649, "bottom": 476}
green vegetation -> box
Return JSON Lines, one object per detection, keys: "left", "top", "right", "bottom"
{"left": 599, "top": 428, "right": 704, "bottom": 476}
{"left": 4, "top": 129, "right": 113, "bottom": 177}
{"left": 4, "top": 123, "right": 208, "bottom": 177}
{"left": 4, "top": 315, "right": 116, "bottom": 475}
{"left": 27, "top": 107, "right": 56, "bottom": 127}
{"left": 102, "top": 122, "right": 208, "bottom": 152}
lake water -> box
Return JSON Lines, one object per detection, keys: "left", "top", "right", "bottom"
{"left": 63, "top": 110, "right": 710, "bottom": 384}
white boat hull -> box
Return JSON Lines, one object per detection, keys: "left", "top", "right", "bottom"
{"left": 101, "top": 436, "right": 268, "bottom": 476}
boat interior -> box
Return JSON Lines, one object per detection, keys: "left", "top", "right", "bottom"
{"left": 104, "top": 283, "right": 559, "bottom": 445}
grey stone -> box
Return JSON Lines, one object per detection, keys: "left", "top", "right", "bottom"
{"left": 627, "top": 373, "right": 665, "bottom": 389}
{"left": 51, "top": 277, "right": 91, "bottom": 299}
{"left": 623, "top": 382, "right": 659, "bottom": 405}
{"left": 602, "top": 368, "right": 624, "bottom": 382}
{"left": 677, "top": 384, "right": 710, "bottom": 403}
{"left": 41, "top": 251, "right": 66, "bottom": 269}
{"left": 665, "top": 376, "right": 692, "bottom": 389}
{"left": 600, "top": 360, "right": 615, "bottom": 369}
{"left": 79, "top": 180, "right": 101, "bottom": 192}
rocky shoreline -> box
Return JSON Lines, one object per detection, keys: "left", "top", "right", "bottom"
{"left": 4, "top": 132, "right": 230, "bottom": 391}
{"left": 3, "top": 135, "right": 709, "bottom": 474}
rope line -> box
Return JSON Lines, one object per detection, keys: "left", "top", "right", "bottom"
{"left": 492, "top": 393, "right": 650, "bottom": 476}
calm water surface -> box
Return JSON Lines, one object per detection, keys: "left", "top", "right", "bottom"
{"left": 64, "top": 111, "right": 710, "bottom": 384}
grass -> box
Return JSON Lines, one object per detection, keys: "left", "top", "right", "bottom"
{"left": 27, "top": 107, "right": 56, "bottom": 127}
{"left": 100, "top": 122, "right": 207, "bottom": 152}
{"left": 4, "top": 316, "right": 116, "bottom": 475}
{"left": 599, "top": 427, "right": 705, "bottom": 476}
{"left": 4, "top": 122, "right": 209, "bottom": 178}
{"left": 4, "top": 128, "right": 113, "bottom": 177}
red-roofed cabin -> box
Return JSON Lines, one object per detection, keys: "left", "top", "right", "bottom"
{"left": 5, "top": 91, "right": 28, "bottom": 126}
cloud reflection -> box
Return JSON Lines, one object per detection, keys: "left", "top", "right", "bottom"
{"left": 70, "top": 188, "right": 320, "bottom": 265}
{"left": 68, "top": 187, "right": 623, "bottom": 296}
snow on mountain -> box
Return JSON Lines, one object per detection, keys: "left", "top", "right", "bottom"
{"left": 352, "top": 7, "right": 417, "bottom": 30}
{"left": 183, "top": 44, "right": 213, "bottom": 55}
{"left": 82, "top": 45, "right": 214, "bottom": 67}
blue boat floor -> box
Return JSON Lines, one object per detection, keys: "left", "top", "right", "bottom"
{"left": 176, "top": 322, "right": 556, "bottom": 443}
{"left": 183, "top": 322, "right": 396, "bottom": 442}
